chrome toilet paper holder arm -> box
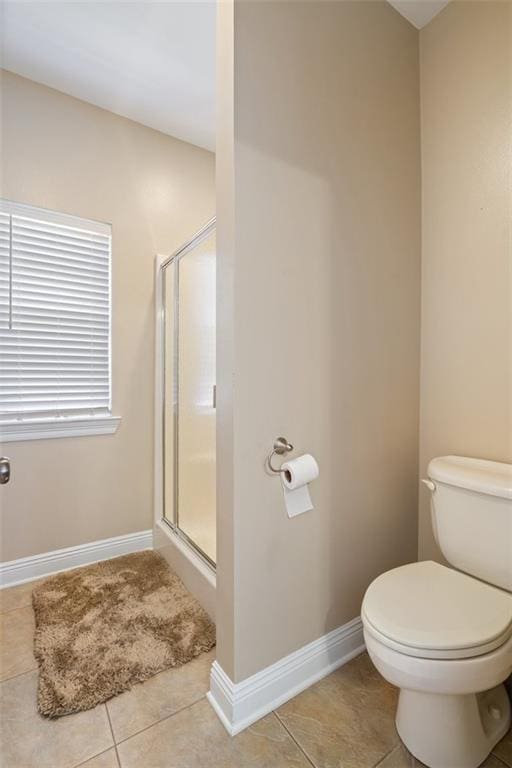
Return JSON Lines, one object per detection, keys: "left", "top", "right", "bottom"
{"left": 266, "top": 436, "right": 293, "bottom": 474}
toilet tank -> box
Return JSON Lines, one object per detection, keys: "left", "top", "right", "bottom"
{"left": 426, "top": 456, "right": 512, "bottom": 592}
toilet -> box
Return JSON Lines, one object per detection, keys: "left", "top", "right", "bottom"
{"left": 362, "top": 456, "right": 512, "bottom": 768}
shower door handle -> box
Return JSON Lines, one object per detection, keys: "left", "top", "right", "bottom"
{"left": 0, "top": 457, "right": 10, "bottom": 485}
{"left": 212, "top": 385, "right": 216, "bottom": 409}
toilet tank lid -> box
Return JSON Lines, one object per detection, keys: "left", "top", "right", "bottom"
{"left": 428, "top": 456, "right": 512, "bottom": 500}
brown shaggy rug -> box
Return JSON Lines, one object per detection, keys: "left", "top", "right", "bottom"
{"left": 32, "top": 551, "right": 215, "bottom": 717}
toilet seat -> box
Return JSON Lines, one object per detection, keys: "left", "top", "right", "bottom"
{"left": 362, "top": 561, "right": 512, "bottom": 660}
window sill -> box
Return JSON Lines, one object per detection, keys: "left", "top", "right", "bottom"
{"left": 0, "top": 415, "right": 121, "bottom": 443}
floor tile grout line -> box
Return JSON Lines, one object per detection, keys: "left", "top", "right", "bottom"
{"left": 1, "top": 656, "right": 209, "bottom": 753}
{"left": 72, "top": 745, "right": 119, "bottom": 768}
{"left": 2, "top": 667, "right": 208, "bottom": 765}
{"left": 491, "top": 754, "right": 511, "bottom": 768}
{"left": 105, "top": 702, "right": 122, "bottom": 767}
{"left": 110, "top": 692, "right": 208, "bottom": 749}
{"left": 273, "top": 710, "right": 317, "bottom": 768}
{"left": 370, "top": 740, "right": 512, "bottom": 768}
{"left": 372, "top": 743, "right": 401, "bottom": 768}
{"left": 0, "top": 602, "right": 34, "bottom": 616}
{"left": 0, "top": 665, "right": 38, "bottom": 685}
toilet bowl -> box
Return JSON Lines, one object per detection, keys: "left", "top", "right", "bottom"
{"left": 364, "top": 630, "right": 511, "bottom": 768}
{"left": 361, "top": 457, "right": 512, "bottom": 768}
{"left": 362, "top": 561, "right": 512, "bottom": 768}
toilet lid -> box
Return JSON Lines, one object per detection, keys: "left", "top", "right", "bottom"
{"left": 362, "top": 561, "right": 512, "bottom": 659}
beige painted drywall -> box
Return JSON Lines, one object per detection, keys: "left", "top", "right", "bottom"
{"left": 215, "top": 0, "right": 236, "bottom": 678}
{"left": 216, "top": 0, "right": 421, "bottom": 681}
{"left": 419, "top": 1, "right": 512, "bottom": 560}
{"left": 0, "top": 70, "right": 215, "bottom": 562}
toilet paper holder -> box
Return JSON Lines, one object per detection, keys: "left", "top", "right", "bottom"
{"left": 266, "top": 436, "right": 294, "bottom": 474}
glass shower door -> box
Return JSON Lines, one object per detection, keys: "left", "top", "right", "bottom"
{"left": 162, "top": 223, "right": 216, "bottom": 567}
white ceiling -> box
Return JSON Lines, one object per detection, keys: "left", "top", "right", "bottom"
{"left": 387, "top": 0, "right": 450, "bottom": 29}
{"left": 1, "top": 0, "right": 449, "bottom": 153}
{"left": 0, "top": 1, "right": 216, "bottom": 151}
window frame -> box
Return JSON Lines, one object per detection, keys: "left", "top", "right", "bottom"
{"left": 0, "top": 199, "right": 120, "bottom": 442}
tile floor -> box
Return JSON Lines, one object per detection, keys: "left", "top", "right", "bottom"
{"left": 1, "top": 579, "right": 511, "bottom": 768}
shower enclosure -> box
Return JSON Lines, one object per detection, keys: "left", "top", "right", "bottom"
{"left": 155, "top": 219, "right": 216, "bottom": 572}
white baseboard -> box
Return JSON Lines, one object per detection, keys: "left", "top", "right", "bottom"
{"left": 0, "top": 529, "right": 153, "bottom": 588}
{"left": 207, "top": 616, "right": 365, "bottom": 736}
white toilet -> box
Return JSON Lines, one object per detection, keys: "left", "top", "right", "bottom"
{"left": 362, "top": 456, "right": 512, "bottom": 768}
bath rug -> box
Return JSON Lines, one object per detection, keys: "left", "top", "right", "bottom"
{"left": 32, "top": 550, "right": 215, "bottom": 717}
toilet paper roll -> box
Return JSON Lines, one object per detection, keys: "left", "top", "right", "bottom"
{"left": 281, "top": 454, "right": 319, "bottom": 518}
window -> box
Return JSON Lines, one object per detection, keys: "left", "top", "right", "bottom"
{"left": 0, "top": 200, "right": 119, "bottom": 441}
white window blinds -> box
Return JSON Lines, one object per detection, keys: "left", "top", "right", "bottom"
{"left": 0, "top": 200, "right": 112, "bottom": 421}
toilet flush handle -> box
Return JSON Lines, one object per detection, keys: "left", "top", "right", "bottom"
{"left": 421, "top": 478, "right": 436, "bottom": 493}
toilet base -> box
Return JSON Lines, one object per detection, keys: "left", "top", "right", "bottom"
{"left": 396, "top": 683, "right": 511, "bottom": 768}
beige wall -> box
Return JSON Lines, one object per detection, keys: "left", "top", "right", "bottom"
{"left": 217, "top": 0, "right": 421, "bottom": 681}
{"left": 215, "top": 0, "right": 236, "bottom": 678}
{"left": 418, "top": 1, "right": 512, "bottom": 560}
{"left": 0, "top": 71, "right": 215, "bottom": 562}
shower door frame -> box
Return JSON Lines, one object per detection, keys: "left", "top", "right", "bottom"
{"left": 154, "top": 217, "right": 216, "bottom": 579}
